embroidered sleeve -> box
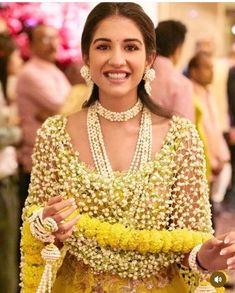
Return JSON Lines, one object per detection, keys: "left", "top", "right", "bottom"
{"left": 20, "top": 116, "right": 65, "bottom": 292}
{"left": 170, "top": 118, "right": 213, "bottom": 234}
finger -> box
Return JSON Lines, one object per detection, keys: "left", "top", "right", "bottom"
{"left": 227, "top": 256, "right": 235, "bottom": 267}
{"left": 215, "top": 233, "right": 228, "bottom": 241}
{"left": 205, "top": 237, "right": 223, "bottom": 250}
{"left": 47, "top": 195, "right": 64, "bottom": 206}
{"left": 53, "top": 205, "right": 77, "bottom": 223}
{"left": 45, "top": 198, "right": 76, "bottom": 217}
{"left": 228, "top": 265, "right": 235, "bottom": 271}
{"left": 58, "top": 215, "right": 80, "bottom": 232}
{"left": 224, "top": 232, "right": 235, "bottom": 244}
{"left": 211, "top": 238, "right": 224, "bottom": 246}
{"left": 55, "top": 228, "right": 73, "bottom": 242}
{"left": 220, "top": 243, "right": 235, "bottom": 256}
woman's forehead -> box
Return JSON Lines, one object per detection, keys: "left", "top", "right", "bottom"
{"left": 91, "top": 16, "right": 144, "bottom": 42}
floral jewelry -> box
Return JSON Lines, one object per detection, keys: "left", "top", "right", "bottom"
{"left": 80, "top": 65, "right": 94, "bottom": 93}
{"left": 96, "top": 99, "right": 143, "bottom": 122}
{"left": 189, "top": 244, "right": 216, "bottom": 293}
{"left": 87, "top": 104, "right": 152, "bottom": 177}
{"left": 28, "top": 208, "right": 61, "bottom": 293}
{"left": 143, "top": 68, "right": 156, "bottom": 96}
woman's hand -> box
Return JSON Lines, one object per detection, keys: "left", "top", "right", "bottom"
{"left": 42, "top": 195, "right": 80, "bottom": 242}
{"left": 197, "top": 232, "right": 235, "bottom": 271}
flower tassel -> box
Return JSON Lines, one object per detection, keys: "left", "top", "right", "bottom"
{"left": 36, "top": 243, "right": 61, "bottom": 293}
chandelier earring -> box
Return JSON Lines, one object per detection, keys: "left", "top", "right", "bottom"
{"left": 80, "top": 65, "right": 94, "bottom": 93}
{"left": 143, "top": 68, "right": 156, "bottom": 96}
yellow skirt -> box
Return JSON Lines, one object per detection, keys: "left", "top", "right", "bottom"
{"left": 52, "top": 254, "right": 189, "bottom": 293}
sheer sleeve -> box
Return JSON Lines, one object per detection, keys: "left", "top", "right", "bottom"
{"left": 20, "top": 116, "right": 67, "bottom": 293}
{"left": 168, "top": 118, "right": 214, "bottom": 291}
{"left": 170, "top": 118, "right": 213, "bottom": 234}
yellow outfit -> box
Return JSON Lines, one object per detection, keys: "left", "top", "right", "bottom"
{"left": 193, "top": 97, "right": 211, "bottom": 181}
{"left": 20, "top": 114, "right": 223, "bottom": 293}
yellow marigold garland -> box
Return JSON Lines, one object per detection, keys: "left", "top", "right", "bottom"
{"left": 74, "top": 213, "right": 212, "bottom": 254}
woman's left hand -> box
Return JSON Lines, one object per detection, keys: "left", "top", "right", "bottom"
{"left": 197, "top": 232, "right": 235, "bottom": 271}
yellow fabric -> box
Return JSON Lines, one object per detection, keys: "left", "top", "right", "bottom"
{"left": 20, "top": 114, "right": 218, "bottom": 293}
{"left": 60, "top": 83, "right": 90, "bottom": 115}
{"left": 52, "top": 254, "right": 189, "bottom": 293}
{"left": 193, "top": 97, "right": 211, "bottom": 181}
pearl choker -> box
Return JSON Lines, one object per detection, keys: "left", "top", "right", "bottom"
{"left": 95, "top": 99, "right": 143, "bottom": 122}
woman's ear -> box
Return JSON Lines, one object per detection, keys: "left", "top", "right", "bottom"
{"left": 145, "top": 51, "right": 157, "bottom": 69}
{"left": 83, "top": 55, "right": 89, "bottom": 66}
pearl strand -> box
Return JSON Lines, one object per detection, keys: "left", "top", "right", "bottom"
{"left": 87, "top": 102, "right": 152, "bottom": 177}
{"left": 95, "top": 99, "right": 143, "bottom": 122}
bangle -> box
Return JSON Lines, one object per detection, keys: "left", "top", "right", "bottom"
{"left": 188, "top": 244, "right": 209, "bottom": 275}
{"left": 196, "top": 252, "right": 209, "bottom": 271}
{"left": 28, "top": 208, "right": 58, "bottom": 243}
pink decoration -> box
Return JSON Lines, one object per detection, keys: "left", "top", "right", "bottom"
{"left": 0, "top": 2, "right": 91, "bottom": 63}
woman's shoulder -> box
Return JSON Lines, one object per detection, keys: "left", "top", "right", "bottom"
{"left": 151, "top": 113, "right": 196, "bottom": 133}
{"left": 66, "top": 108, "right": 87, "bottom": 130}
{"left": 37, "top": 114, "right": 68, "bottom": 138}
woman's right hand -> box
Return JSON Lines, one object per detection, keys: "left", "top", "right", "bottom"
{"left": 42, "top": 195, "right": 80, "bottom": 242}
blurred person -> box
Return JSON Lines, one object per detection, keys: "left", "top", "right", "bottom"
{"left": 151, "top": 20, "right": 194, "bottom": 121}
{"left": 195, "top": 36, "right": 230, "bottom": 134}
{"left": 16, "top": 24, "right": 71, "bottom": 215}
{"left": 64, "top": 59, "right": 85, "bottom": 85}
{"left": 0, "top": 17, "right": 8, "bottom": 34}
{"left": 0, "top": 33, "right": 22, "bottom": 293}
{"left": 61, "top": 60, "right": 90, "bottom": 115}
{"left": 188, "top": 52, "right": 231, "bottom": 205}
{"left": 226, "top": 65, "right": 235, "bottom": 209}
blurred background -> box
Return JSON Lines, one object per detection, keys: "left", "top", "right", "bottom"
{"left": 1, "top": 2, "right": 235, "bottom": 292}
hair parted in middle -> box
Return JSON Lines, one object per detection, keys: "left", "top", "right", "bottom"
{"left": 81, "top": 2, "right": 172, "bottom": 118}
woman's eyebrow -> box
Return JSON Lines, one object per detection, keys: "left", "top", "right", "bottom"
{"left": 93, "top": 38, "right": 111, "bottom": 44}
{"left": 93, "top": 38, "right": 143, "bottom": 45}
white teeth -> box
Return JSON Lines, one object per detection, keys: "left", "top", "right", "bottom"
{"left": 107, "top": 73, "right": 127, "bottom": 79}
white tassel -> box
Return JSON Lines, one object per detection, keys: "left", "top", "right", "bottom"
{"left": 36, "top": 243, "right": 61, "bottom": 293}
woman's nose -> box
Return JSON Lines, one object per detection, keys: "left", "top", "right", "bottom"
{"left": 108, "top": 48, "right": 126, "bottom": 67}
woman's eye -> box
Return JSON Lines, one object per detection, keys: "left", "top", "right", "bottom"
{"left": 96, "top": 44, "right": 109, "bottom": 50}
{"left": 125, "top": 44, "right": 139, "bottom": 51}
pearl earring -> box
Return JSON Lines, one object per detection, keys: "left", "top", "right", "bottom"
{"left": 80, "top": 65, "right": 94, "bottom": 93}
{"left": 143, "top": 68, "right": 156, "bottom": 96}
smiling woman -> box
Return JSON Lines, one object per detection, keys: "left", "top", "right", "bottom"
{"left": 20, "top": 2, "right": 235, "bottom": 293}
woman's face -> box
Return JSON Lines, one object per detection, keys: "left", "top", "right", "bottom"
{"left": 87, "top": 16, "right": 153, "bottom": 100}
{"left": 7, "top": 49, "right": 23, "bottom": 75}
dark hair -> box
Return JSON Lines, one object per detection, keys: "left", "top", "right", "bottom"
{"left": 81, "top": 2, "right": 171, "bottom": 118}
{"left": 0, "top": 33, "right": 16, "bottom": 101}
{"left": 155, "top": 20, "right": 187, "bottom": 57}
{"left": 187, "top": 52, "right": 211, "bottom": 78}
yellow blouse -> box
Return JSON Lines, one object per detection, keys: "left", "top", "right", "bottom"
{"left": 20, "top": 114, "right": 222, "bottom": 293}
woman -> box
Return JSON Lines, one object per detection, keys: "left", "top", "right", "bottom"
{"left": 20, "top": 3, "right": 235, "bottom": 293}
{"left": 0, "top": 33, "right": 22, "bottom": 293}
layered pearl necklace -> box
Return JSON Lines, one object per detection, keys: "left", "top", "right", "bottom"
{"left": 87, "top": 100, "right": 152, "bottom": 177}
{"left": 96, "top": 99, "right": 143, "bottom": 122}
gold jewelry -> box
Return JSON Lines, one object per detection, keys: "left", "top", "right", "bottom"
{"left": 80, "top": 65, "right": 94, "bottom": 93}
{"left": 143, "top": 68, "right": 155, "bottom": 96}
{"left": 96, "top": 99, "right": 143, "bottom": 122}
{"left": 87, "top": 102, "right": 152, "bottom": 177}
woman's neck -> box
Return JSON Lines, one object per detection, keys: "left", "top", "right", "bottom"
{"left": 98, "top": 94, "right": 139, "bottom": 112}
